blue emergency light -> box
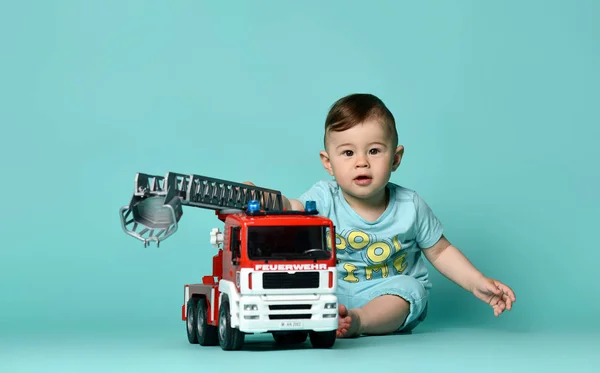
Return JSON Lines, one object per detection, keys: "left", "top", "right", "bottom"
{"left": 305, "top": 200, "right": 317, "bottom": 213}
{"left": 247, "top": 200, "right": 260, "bottom": 213}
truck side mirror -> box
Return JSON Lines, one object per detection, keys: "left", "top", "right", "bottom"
{"left": 210, "top": 228, "right": 224, "bottom": 248}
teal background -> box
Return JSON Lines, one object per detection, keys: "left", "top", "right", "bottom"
{"left": 1, "top": 0, "right": 598, "bottom": 371}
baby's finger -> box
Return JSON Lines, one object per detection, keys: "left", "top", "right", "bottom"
{"left": 503, "top": 293, "right": 513, "bottom": 310}
{"left": 494, "top": 304, "right": 502, "bottom": 317}
{"left": 488, "top": 282, "right": 502, "bottom": 295}
{"left": 494, "top": 300, "right": 506, "bottom": 316}
{"left": 495, "top": 281, "right": 516, "bottom": 302}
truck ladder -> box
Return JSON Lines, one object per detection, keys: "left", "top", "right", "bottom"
{"left": 119, "top": 172, "right": 284, "bottom": 247}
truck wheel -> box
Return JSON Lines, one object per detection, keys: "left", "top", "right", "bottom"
{"left": 309, "top": 330, "right": 336, "bottom": 349}
{"left": 186, "top": 298, "right": 199, "bottom": 344}
{"left": 196, "top": 299, "right": 218, "bottom": 346}
{"left": 272, "top": 331, "right": 308, "bottom": 345}
{"left": 218, "top": 298, "right": 244, "bottom": 350}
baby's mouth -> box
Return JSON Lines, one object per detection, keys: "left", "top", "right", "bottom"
{"left": 354, "top": 175, "right": 373, "bottom": 185}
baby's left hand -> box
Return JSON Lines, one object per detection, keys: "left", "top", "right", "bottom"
{"left": 472, "top": 277, "right": 516, "bottom": 316}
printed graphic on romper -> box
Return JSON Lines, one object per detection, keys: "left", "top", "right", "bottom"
{"left": 327, "top": 229, "right": 409, "bottom": 283}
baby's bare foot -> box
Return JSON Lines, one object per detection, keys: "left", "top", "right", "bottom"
{"left": 337, "top": 304, "right": 361, "bottom": 338}
{"left": 337, "top": 304, "right": 351, "bottom": 337}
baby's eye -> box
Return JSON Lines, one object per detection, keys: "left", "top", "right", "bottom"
{"left": 369, "top": 148, "right": 380, "bottom": 155}
{"left": 342, "top": 150, "right": 353, "bottom": 157}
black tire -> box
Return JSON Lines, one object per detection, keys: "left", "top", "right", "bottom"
{"left": 309, "top": 330, "right": 336, "bottom": 349}
{"left": 196, "top": 299, "right": 219, "bottom": 346}
{"left": 272, "top": 331, "right": 308, "bottom": 345}
{"left": 217, "top": 297, "right": 245, "bottom": 350}
{"left": 186, "top": 298, "right": 199, "bottom": 344}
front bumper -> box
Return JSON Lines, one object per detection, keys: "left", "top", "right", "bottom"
{"left": 236, "top": 294, "right": 338, "bottom": 334}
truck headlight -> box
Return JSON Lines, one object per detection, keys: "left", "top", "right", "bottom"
{"left": 324, "top": 303, "right": 336, "bottom": 309}
{"left": 244, "top": 304, "right": 258, "bottom": 311}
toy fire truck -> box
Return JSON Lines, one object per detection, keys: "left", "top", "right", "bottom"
{"left": 119, "top": 172, "right": 338, "bottom": 350}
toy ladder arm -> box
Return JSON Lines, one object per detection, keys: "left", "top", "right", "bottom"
{"left": 120, "top": 172, "right": 284, "bottom": 247}
{"left": 163, "top": 172, "right": 284, "bottom": 211}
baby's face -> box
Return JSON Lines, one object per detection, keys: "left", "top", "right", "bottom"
{"left": 321, "top": 119, "right": 401, "bottom": 206}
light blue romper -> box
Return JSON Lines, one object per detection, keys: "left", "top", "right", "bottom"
{"left": 298, "top": 180, "right": 444, "bottom": 332}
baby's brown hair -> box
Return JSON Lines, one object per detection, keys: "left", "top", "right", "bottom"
{"left": 324, "top": 93, "right": 398, "bottom": 148}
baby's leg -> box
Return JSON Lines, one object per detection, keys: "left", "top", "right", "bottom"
{"left": 337, "top": 275, "right": 428, "bottom": 338}
{"left": 338, "top": 295, "right": 409, "bottom": 337}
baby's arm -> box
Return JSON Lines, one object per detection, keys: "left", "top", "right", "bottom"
{"left": 282, "top": 196, "right": 306, "bottom": 211}
{"left": 422, "top": 236, "right": 483, "bottom": 292}
{"left": 423, "top": 236, "right": 516, "bottom": 316}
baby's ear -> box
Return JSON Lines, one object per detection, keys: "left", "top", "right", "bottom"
{"left": 392, "top": 145, "right": 404, "bottom": 171}
{"left": 320, "top": 151, "right": 334, "bottom": 176}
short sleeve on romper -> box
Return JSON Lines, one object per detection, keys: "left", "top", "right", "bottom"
{"left": 413, "top": 192, "right": 444, "bottom": 249}
{"left": 297, "top": 180, "right": 334, "bottom": 217}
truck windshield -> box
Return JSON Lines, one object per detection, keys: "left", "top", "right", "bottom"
{"left": 247, "top": 225, "right": 331, "bottom": 260}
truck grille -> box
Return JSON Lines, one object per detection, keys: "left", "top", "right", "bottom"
{"left": 269, "top": 304, "right": 312, "bottom": 310}
{"left": 262, "top": 271, "right": 319, "bottom": 289}
{"left": 269, "top": 314, "right": 312, "bottom": 320}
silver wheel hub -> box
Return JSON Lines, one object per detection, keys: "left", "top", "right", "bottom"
{"left": 219, "top": 311, "right": 226, "bottom": 340}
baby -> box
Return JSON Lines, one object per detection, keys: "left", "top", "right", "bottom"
{"left": 249, "top": 93, "right": 515, "bottom": 338}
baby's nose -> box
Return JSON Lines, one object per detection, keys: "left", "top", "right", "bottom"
{"left": 355, "top": 157, "right": 369, "bottom": 167}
